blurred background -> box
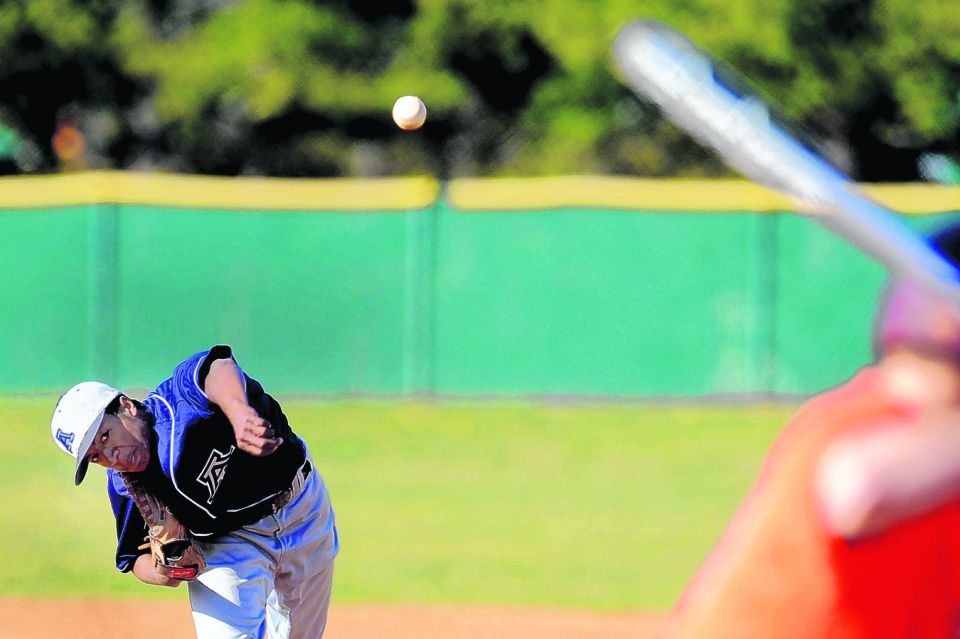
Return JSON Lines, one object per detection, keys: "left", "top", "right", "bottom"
{"left": 0, "top": 0, "right": 957, "bottom": 181}
{"left": 1, "top": 1, "right": 960, "bottom": 637}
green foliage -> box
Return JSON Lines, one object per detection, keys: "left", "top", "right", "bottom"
{"left": 0, "top": 0, "right": 956, "bottom": 178}
{"left": 0, "top": 395, "right": 789, "bottom": 608}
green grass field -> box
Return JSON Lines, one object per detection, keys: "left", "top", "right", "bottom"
{"left": 0, "top": 397, "right": 792, "bottom": 609}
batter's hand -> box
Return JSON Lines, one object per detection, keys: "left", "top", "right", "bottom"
{"left": 229, "top": 404, "right": 283, "bottom": 456}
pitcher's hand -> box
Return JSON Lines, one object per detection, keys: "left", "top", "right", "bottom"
{"left": 228, "top": 404, "right": 283, "bottom": 456}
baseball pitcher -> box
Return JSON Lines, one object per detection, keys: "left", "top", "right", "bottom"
{"left": 51, "top": 345, "right": 339, "bottom": 638}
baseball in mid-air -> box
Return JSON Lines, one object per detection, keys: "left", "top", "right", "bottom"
{"left": 392, "top": 96, "right": 427, "bottom": 130}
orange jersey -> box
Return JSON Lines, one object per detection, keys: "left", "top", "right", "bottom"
{"left": 664, "top": 367, "right": 960, "bottom": 639}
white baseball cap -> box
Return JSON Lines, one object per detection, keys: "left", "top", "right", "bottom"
{"left": 51, "top": 381, "right": 122, "bottom": 485}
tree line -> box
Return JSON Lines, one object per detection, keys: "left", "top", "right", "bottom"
{"left": 0, "top": 0, "right": 956, "bottom": 180}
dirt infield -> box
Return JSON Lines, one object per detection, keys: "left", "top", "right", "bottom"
{"left": 0, "top": 598, "right": 664, "bottom": 638}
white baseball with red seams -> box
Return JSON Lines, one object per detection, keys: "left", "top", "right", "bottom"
{"left": 392, "top": 96, "right": 427, "bottom": 130}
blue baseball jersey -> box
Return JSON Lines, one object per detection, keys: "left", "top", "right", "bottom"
{"left": 108, "top": 345, "right": 308, "bottom": 572}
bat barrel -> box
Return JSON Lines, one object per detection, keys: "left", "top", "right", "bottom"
{"left": 613, "top": 19, "right": 960, "bottom": 305}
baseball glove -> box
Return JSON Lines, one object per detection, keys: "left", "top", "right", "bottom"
{"left": 120, "top": 472, "right": 206, "bottom": 581}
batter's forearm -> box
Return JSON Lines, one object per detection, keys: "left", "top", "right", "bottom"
{"left": 816, "top": 413, "right": 960, "bottom": 538}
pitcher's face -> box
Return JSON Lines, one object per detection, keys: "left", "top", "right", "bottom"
{"left": 85, "top": 397, "right": 150, "bottom": 473}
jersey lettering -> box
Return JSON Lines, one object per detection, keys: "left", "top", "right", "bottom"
{"left": 197, "top": 445, "right": 235, "bottom": 504}
{"left": 56, "top": 428, "right": 75, "bottom": 454}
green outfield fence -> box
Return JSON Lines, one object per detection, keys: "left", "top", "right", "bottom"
{"left": 3, "top": 172, "right": 959, "bottom": 397}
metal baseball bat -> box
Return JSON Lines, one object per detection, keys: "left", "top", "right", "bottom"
{"left": 613, "top": 19, "right": 960, "bottom": 301}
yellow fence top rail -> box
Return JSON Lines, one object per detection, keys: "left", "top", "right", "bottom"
{"left": 447, "top": 176, "right": 960, "bottom": 214}
{"left": 0, "top": 172, "right": 958, "bottom": 214}
{"left": 0, "top": 171, "right": 440, "bottom": 211}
